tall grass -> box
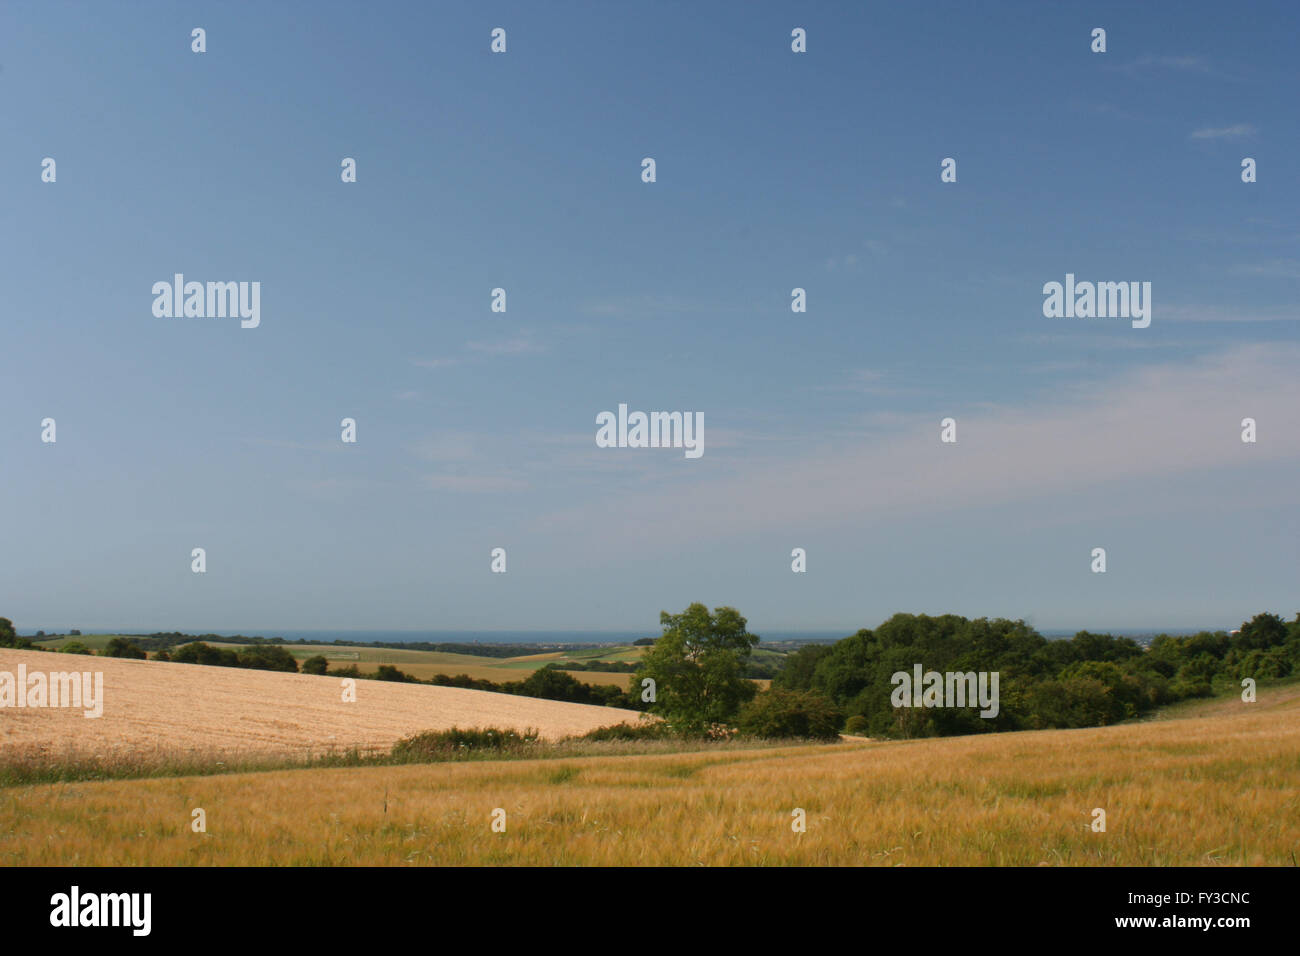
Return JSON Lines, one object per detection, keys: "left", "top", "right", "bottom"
{"left": 2, "top": 689, "right": 1297, "bottom": 865}
{"left": 0, "top": 724, "right": 810, "bottom": 788}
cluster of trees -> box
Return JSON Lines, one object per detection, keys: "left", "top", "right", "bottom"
{"left": 0, "top": 618, "right": 31, "bottom": 649}
{"left": 624, "top": 605, "right": 1300, "bottom": 742}
{"left": 138, "top": 631, "right": 288, "bottom": 651}
{"left": 104, "top": 637, "right": 147, "bottom": 659}
{"left": 775, "top": 611, "right": 1300, "bottom": 738}
{"left": 549, "top": 660, "right": 638, "bottom": 673}
{"left": 380, "top": 665, "right": 647, "bottom": 709}
{"left": 153, "top": 641, "right": 300, "bottom": 672}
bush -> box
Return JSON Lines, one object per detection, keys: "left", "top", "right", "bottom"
{"left": 390, "top": 727, "right": 539, "bottom": 762}
{"left": 513, "top": 666, "right": 638, "bottom": 708}
{"left": 431, "top": 672, "right": 497, "bottom": 691}
{"left": 574, "top": 721, "right": 671, "bottom": 742}
{"left": 171, "top": 642, "right": 239, "bottom": 667}
{"left": 736, "top": 689, "right": 844, "bottom": 741}
{"left": 0, "top": 617, "right": 32, "bottom": 649}
{"left": 516, "top": 667, "right": 587, "bottom": 700}
{"left": 301, "top": 655, "right": 329, "bottom": 675}
{"left": 843, "top": 714, "right": 869, "bottom": 735}
{"left": 59, "top": 641, "right": 94, "bottom": 655}
{"left": 236, "top": 644, "right": 298, "bottom": 673}
{"left": 103, "top": 637, "right": 147, "bottom": 659}
{"left": 374, "top": 664, "right": 413, "bottom": 682}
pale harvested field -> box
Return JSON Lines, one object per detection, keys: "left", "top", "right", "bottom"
{"left": 0, "top": 649, "right": 642, "bottom": 760}
{"left": 3, "top": 679, "right": 1296, "bottom": 865}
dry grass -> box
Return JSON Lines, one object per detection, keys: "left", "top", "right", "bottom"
{"left": 2, "top": 676, "right": 1296, "bottom": 865}
{"left": 0, "top": 649, "right": 642, "bottom": 762}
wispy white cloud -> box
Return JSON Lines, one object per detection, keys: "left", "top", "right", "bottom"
{"left": 284, "top": 476, "right": 384, "bottom": 499}
{"left": 529, "top": 345, "right": 1300, "bottom": 548}
{"left": 1134, "top": 54, "right": 1213, "bottom": 72}
{"left": 811, "top": 368, "right": 911, "bottom": 396}
{"left": 1190, "top": 123, "right": 1255, "bottom": 140}
{"left": 1228, "top": 260, "right": 1300, "bottom": 279}
{"left": 243, "top": 437, "right": 345, "bottom": 453}
{"left": 422, "top": 474, "right": 528, "bottom": 493}
{"left": 408, "top": 434, "right": 478, "bottom": 462}
{"left": 1015, "top": 332, "right": 1168, "bottom": 350}
{"left": 1106, "top": 54, "right": 1240, "bottom": 81}
{"left": 411, "top": 357, "right": 460, "bottom": 369}
{"left": 1161, "top": 303, "right": 1299, "bottom": 322}
{"left": 465, "top": 336, "right": 545, "bottom": 356}
{"left": 580, "top": 294, "right": 746, "bottom": 320}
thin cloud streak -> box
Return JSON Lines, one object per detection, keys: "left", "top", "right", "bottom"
{"left": 530, "top": 345, "right": 1300, "bottom": 549}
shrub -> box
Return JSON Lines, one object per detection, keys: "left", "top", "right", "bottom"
{"left": 517, "top": 666, "right": 587, "bottom": 700}
{"left": 390, "top": 727, "right": 540, "bottom": 762}
{"left": 843, "top": 714, "right": 869, "bottom": 735}
{"left": 301, "top": 655, "right": 329, "bottom": 675}
{"left": 59, "top": 641, "right": 94, "bottom": 655}
{"left": 374, "top": 664, "right": 413, "bottom": 682}
{"left": 736, "top": 689, "right": 844, "bottom": 741}
{"left": 236, "top": 644, "right": 299, "bottom": 673}
{"left": 431, "top": 673, "right": 497, "bottom": 691}
{"left": 171, "top": 642, "right": 239, "bottom": 667}
{"left": 574, "top": 721, "right": 671, "bottom": 742}
{"left": 103, "top": 637, "right": 147, "bottom": 659}
{"left": 0, "top": 618, "right": 32, "bottom": 649}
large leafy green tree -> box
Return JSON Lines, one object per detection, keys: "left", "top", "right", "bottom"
{"left": 1234, "top": 612, "right": 1287, "bottom": 651}
{"left": 0, "top": 617, "right": 32, "bottom": 649}
{"left": 634, "top": 603, "right": 759, "bottom": 734}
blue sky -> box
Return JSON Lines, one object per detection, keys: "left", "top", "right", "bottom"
{"left": 2, "top": 0, "right": 1296, "bottom": 636}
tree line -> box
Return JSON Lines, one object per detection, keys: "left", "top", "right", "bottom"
{"left": 772, "top": 610, "right": 1300, "bottom": 738}
{"left": 628, "top": 604, "right": 1300, "bottom": 741}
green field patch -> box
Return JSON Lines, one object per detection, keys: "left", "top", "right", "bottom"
{"left": 546, "top": 766, "right": 582, "bottom": 784}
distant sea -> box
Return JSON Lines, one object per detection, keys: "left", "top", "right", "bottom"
{"left": 36, "top": 626, "right": 1212, "bottom": 645}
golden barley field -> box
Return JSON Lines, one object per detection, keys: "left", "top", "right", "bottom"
{"left": 1, "top": 680, "right": 1296, "bottom": 866}
{"left": 0, "top": 649, "right": 641, "bottom": 761}
{"left": 34, "top": 637, "right": 641, "bottom": 689}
